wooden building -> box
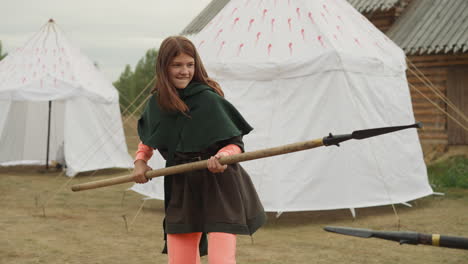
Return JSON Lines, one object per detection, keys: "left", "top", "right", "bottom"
{"left": 182, "top": 0, "right": 468, "bottom": 145}
{"left": 387, "top": 0, "right": 468, "bottom": 145}
{"left": 347, "top": 0, "right": 409, "bottom": 32}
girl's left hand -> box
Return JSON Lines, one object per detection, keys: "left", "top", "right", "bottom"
{"left": 207, "top": 152, "right": 228, "bottom": 173}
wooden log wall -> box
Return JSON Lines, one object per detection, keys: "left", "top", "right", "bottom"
{"left": 363, "top": 9, "right": 397, "bottom": 33}
{"left": 358, "top": 0, "right": 468, "bottom": 146}
{"left": 406, "top": 53, "right": 468, "bottom": 144}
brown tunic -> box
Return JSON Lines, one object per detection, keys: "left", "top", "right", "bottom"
{"left": 162, "top": 138, "right": 266, "bottom": 235}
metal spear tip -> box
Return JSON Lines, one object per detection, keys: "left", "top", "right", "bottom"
{"left": 324, "top": 226, "right": 374, "bottom": 238}
{"left": 415, "top": 121, "right": 423, "bottom": 129}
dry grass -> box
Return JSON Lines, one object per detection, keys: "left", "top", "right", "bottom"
{"left": 1, "top": 166, "right": 467, "bottom": 264}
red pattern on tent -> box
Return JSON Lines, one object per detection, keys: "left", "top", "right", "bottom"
{"left": 318, "top": 35, "right": 325, "bottom": 47}
{"left": 308, "top": 12, "right": 315, "bottom": 24}
{"left": 231, "top": 8, "right": 238, "bottom": 16}
{"left": 248, "top": 19, "right": 255, "bottom": 31}
{"left": 198, "top": 40, "right": 205, "bottom": 48}
{"left": 321, "top": 12, "right": 328, "bottom": 24}
{"left": 237, "top": 43, "right": 244, "bottom": 56}
{"left": 215, "top": 29, "right": 223, "bottom": 40}
{"left": 217, "top": 41, "right": 226, "bottom": 56}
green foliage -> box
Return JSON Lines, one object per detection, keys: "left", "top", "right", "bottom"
{"left": 114, "top": 49, "right": 158, "bottom": 116}
{"left": 0, "top": 40, "right": 8, "bottom": 61}
{"left": 427, "top": 155, "right": 468, "bottom": 189}
{"left": 114, "top": 65, "right": 135, "bottom": 112}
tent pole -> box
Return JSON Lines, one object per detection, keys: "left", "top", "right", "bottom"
{"left": 45, "top": 100, "right": 52, "bottom": 170}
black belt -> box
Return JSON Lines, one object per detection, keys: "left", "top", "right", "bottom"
{"left": 173, "top": 152, "right": 214, "bottom": 164}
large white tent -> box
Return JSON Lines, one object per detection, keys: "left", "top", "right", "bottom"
{"left": 132, "top": 0, "right": 434, "bottom": 212}
{"left": 0, "top": 19, "right": 133, "bottom": 176}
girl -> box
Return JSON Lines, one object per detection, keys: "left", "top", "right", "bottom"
{"left": 133, "top": 36, "right": 266, "bottom": 264}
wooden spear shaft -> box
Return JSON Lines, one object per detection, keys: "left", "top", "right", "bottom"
{"left": 70, "top": 122, "right": 421, "bottom": 192}
{"left": 70, "top": 138, "right": 324, "bottom": 192}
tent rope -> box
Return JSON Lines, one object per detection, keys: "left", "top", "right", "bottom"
{"left": 115, "top": 87, "right": 133, "bottom": 106}
{"left": 54, "top": 69, "right": 154, "bottom": 174}
{"left": 129, "top": 199, "right": 146, "bottom": 230}
{"left": 390, "top": 204, "right": 401, "bottom": 230}
{"left": 71, "top": 77, "right": 154, "bottom": 176}
{"left": 407, "top": 59, "right": 468, "bottom": 129}
{"left": 17, "top": 20, "right": 50, "bottom": 53}
{"left": 120, "top": 77, "right": 156, "bottom": 116}
{"left": 409, "top": 83, "right": 468, "bottom": 132}
{"left": 407, "top": 59, "right": 468, "bottom": 123}
{"left": 52, "top": 72, "right": 153, "bottom": 182}
{"left": 41, "top": 176, "right": 74, "bottom": 216}
{"left": 42, "top": 23, "right": 52, "bottom": 49}
{"left": 76, "top": 92, "right": 153, "bottom": 179}
{"left": 50, "top": 21, "right": 60, "bottom": 49}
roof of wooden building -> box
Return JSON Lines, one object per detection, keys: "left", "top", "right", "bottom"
{"left": 181, "top": 0, "right": 401, "bottom": 35}
{"left": 346, "top": 0, "right": 400, "bottom": 12}
{"left": 387, "top": 0, "right": 468, "bottom": 54}
{"left": 181, "top": 0, "right": 230, "bottom": 36}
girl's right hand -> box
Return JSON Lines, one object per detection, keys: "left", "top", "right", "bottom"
{"left": 133, "top": 160, "right": 152, "bottom": 183}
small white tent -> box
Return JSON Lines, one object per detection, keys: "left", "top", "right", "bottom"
{"left": 0, "top": 19, "right": 133, "bottom": 176}
{"left": 132, "top": 0, "right": 433, "bottom": 212}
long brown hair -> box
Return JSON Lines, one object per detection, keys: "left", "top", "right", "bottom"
{"left": 152, "top": 36, "right": 223, "bottom": 112}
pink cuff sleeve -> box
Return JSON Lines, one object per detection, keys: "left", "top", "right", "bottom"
{"left": 217, "top": 144, "right": 242, "bottom": 156}
{"left": 135, "top": 142, "right": 154, "bottom": 163}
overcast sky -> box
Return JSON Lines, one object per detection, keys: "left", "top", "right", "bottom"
{"left": 0, "top": 0, "right": 213, "bottom": 81}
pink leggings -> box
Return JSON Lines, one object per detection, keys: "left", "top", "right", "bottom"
{"left": 167, "top": 232, "right": 236, "bottom": 264}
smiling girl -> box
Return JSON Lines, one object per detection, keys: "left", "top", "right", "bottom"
{"left": 132, "top": 36, "right": 266, "bottom": 264}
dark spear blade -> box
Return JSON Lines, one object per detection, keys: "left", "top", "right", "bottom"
{"left": 324, "top": 226, "right": 468, "bottom": 250}
{"left": 323, "top": 122, "right": 422, "bottom": 146}
{"left": 352, "top": 122, "right": 423, "bottom": 139}
{"left": 324, "top": 226, "right": 374, "bottom": 238}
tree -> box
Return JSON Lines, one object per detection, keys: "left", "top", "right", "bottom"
{"left": 114, "top": 64, "right": 136, "bottom": 114}
{"left": 114, "top": 49, "right": 158, "bottom": 116}
{"left": 0, "top": 41, "right": 8, "bottom": 61}
{"left": 132, "top": 49, "right": 158, "bottom": 114}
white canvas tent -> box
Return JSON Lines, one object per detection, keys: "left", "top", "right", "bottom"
{"left": 0, "top": 19, "right": 133, "bottom": 176}
{"left": 132, "top": 0, "right": 434, "bottom": 212}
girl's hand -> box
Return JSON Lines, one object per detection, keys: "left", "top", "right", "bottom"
{"left": 133, "top": 160, "right": 152, "bottom": 183}
{"left": 207, "top": 152, "right": 228, "bottom": 173}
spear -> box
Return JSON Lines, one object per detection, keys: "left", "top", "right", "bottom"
{"left": 324, "top": 226, "right": 468, "bottom": 250}
{"left": 70, "top": 122, "right": 422, "bottom": 192}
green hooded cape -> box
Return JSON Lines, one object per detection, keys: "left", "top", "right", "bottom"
{"left": 138, "top": 82, "right": 253, "bottom": 165}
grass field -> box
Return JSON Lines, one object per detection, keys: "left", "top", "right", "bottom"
{"left": 2, "top": 123, "right": 467, "bottom": 263}
{"left": 1, "top": 164, "right": 467, "bottom": 264}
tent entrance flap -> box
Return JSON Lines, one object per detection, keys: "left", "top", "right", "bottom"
{"left": 0, "top": 100, "right": 65, "bottom": 166}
